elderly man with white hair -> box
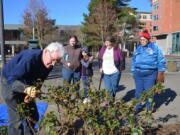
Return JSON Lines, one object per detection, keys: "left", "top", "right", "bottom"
{"left": 0, "top": 42, "right": 64, "bottom": 135}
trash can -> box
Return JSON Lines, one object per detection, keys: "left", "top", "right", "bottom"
{"left": 28, "top": 39, "right": 39, "bottom": 49}
{"left": 167, "top": 60, "right": 177, "bottom": 72}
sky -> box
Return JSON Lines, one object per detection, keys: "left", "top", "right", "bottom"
{"left": 3, "top": 0, "right": 152, "bottom": 25}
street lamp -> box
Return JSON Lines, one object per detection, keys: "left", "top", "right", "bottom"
{"left": 0, "top": 0, "right": 5, "bottom": 67}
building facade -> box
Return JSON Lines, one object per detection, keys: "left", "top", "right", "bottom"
{"left": 151, "top": 0, "right": 180, "bottom": 55}
{"left": 3, "top": 24, "right": 80, "bottom": 56}
{"left": 4, "top": 24, "right": 26, "bottom": 56}
{"left": 137, "top": 12, "right": 152, "bottom": 33}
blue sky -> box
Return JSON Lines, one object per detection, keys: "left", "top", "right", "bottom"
{"left": 3, "top": 0, "right": 151, "bottom": 25}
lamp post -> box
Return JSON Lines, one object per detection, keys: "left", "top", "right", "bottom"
{"left": 0, "top": 0, "right": 5, "bottom": 67}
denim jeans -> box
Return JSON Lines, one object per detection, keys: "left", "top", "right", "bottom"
{"left": 81, "top": 76, "right": 90, "bottom": 98}
{"left": 103, "top": 71, "right": 121, "bottom": 97}
{"left": 62, "top": 67, "right": 81, "bottom": 91}
{"left": 133, "top": 70, "right": 158, "bottom": 111}
{"left": 62, "top": 67, "right": 81, "bottom": 84}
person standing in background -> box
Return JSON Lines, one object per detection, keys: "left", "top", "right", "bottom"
{"left": 131, "top": 29, "right": 166, "bottom": 112}
{"left": 98, "top": 36, "right": 123, "bottom": 98}
{"left": 80, "top": 47, "right": 94, "bottom": 104}
{"left": 61, "top": 36, "right": 81, "bottom": 89}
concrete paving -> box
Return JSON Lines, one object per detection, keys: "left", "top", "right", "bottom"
{"left": 116, "top": 72, "right": 180, "bottom": 125}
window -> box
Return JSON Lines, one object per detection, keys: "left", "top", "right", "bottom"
{"left": 153, "top": 14, "right": 158, "bottom": 21}
{"left": 153, "top": 26, "right": 158, "bottom": 31}
{"left": 153, "top": 3, "right": 159, "bottom": 10}
{"left": 150, "top": 15, "right": 152, "bottom": 19}
{"left": 143, "top": 15, "right": 147, "bottom": 19}
{"left": 172, "top": 32, "right": 180, "bottom": 55}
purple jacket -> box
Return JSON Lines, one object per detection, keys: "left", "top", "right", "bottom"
{"left": 98, "top": 46, "right": 123, "bottom": 71}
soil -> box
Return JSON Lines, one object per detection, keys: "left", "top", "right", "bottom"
{"left": 141, "top": 123, "right": 180, "bottom": 135}
{"left": 155, "top": 123, "right": 180, "bottom": 135}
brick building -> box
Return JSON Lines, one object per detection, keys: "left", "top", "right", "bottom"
{"left": 151, "top": 0, "right": 180, "bottom": 55}
{"left": 137, "top": 11, "right": 152, "bottom": 33}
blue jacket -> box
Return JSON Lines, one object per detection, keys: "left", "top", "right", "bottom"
{"left": 131, "top": 42, "right": 166, "bottom": 72}
{"left": 2, "top": 49, "right": 52, "bottom": 87}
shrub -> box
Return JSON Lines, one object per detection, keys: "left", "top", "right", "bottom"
{"left": 39, "top": 83, "right": 164, "bottom": 135}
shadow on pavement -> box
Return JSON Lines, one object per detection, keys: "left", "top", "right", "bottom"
{"left": 122, "top": 89, "right": 135, "bottom": 102}
{"left": 154, "top": 88, "right": 177, "bottom": 110}
{"left": 121, "top": 88, "right": 177, "bottom": 110}
{"left": 116, "top": 85, "right": 126, "bottom": 93}
{"left": 156, "top": 114, "right": 178, "bottom": 123}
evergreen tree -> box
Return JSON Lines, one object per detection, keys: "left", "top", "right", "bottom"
{"left": 22, "top": 0, "right": 57, "bottom": 49}
{"left": 81, "top": 0, "right": 130, "bottom": 50}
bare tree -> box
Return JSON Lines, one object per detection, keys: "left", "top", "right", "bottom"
{"left": 82, "top": 0, "right": 117, "bottom": 48}
{"left": 22, "top": 0, "right": 57, "bottom": 49}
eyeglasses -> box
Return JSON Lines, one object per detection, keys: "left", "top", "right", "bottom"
{"left": 48, "top": 51, "right": 59, "bottom": 64}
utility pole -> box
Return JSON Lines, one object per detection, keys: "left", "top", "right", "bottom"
{"left": 0, "top": 0, "right": 5, "bottom": 67}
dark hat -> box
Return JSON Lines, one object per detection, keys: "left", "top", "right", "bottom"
{"left": 105, "top": 36, "right": 116, "bottom": 43}
{"left": 139, "top": 29, "right": 151, "bottom": 39}
{"left": 81, "top": 47, "right": 88, "bottom": 53}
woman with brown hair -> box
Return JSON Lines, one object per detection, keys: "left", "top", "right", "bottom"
{"left": 98, "top": 36, "right": 123, "bottom": 97}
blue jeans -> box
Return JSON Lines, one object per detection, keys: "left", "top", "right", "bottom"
{"left": 103, "top": 71, "right": 121, "bottom": 97}
{"left": 81, "top": 76, "right": 91, "bottom": 98}
{"left": 62, "top": 67, "right": 81, "bottom": 91}
{"left": 62, "top": 67, "right": 81, "bottom": 84}
{"left": 133, "top": 70, "right": 157, "bottom": 111}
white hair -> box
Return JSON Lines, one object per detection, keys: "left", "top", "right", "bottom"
{"left": 46, "top": 42, "right": 64, "bottom": 57}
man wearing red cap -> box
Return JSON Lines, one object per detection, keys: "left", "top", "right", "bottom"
{"left": 131, "top": 29, "right": 166, "bottom": 112}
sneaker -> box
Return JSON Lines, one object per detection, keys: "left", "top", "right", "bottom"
{"left": 83, "top": 97, "right": 91, "bottom": 104}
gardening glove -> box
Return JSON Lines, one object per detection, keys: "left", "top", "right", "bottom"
{"left": 24, "top": 86, "right": 37, "bottom": 98}
{"left": 156, "top": 72, "right": 165, "bottom": 83}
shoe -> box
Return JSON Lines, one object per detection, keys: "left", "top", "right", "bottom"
{"left": 134, "top": 105, "right": 143, "bottom": 115}
{"left": 83, "top": 97, "right": 91, "bottom": 104}
{"left": 134, "top": 109, "right": 141, "bottom": 115}
{"left": 135, "top": 103, "right": 143, "bottom": 112}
